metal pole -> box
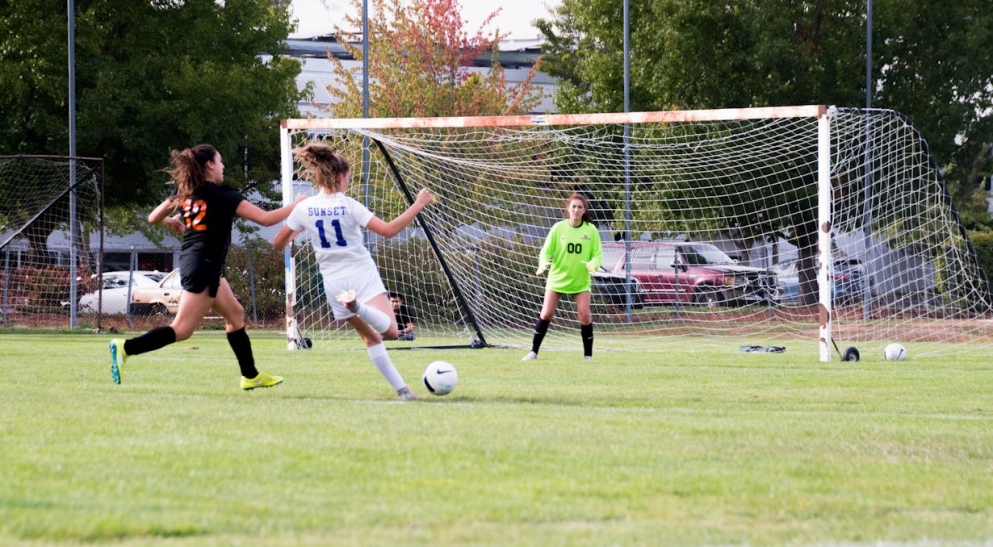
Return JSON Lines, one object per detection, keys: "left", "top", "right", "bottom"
{"left": 862, "top": 0, "right": 873, "bottom": 319}
{"left": 247, "top": 244, "right": 259, "bottom": 325}
{"left": 2, "top": 251, "right": 10, "bottom": 328}
{"left": 68, "top": 0, "right": 78, "bottom": 329}
{"left": 362, "top": 0, "right": 371, "bottom": 214}
{"left": 622, "top": 0, "right": 633, "bottom": 323}
{"left": 817, "top": 110, "right": 833, "bottom": 362}
{"left": 126, "top": 246, "right": 136, "bottom": 330}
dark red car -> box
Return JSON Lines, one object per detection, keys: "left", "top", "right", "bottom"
{"left": 601, "top": 242, "right": 778, "bottom": 307}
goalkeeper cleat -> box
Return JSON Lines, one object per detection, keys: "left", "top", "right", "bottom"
{"left": 521, "top": 351, "right": 537, "bottom": 361}
{"left": 109, "top": 338, "right": 127, "bottom": 384}
{"left": 335, "top": 289, "right": 359, "bottom": 313}
{"left": 241, "top": 372, "right": 284, "bottom": 391}
{"left": 397, "top": 387, "right": 418, "bottom": 401}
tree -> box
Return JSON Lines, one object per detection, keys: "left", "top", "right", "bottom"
{"left": 536, "top": 0, "right": 993, "bottom": 302}
{"left": 0, "top": 0, "right": 308, "bottom": 240}
{"left": 318, "top": 0, "right": 547, "bottom": 233}
{"left": 325, "top": 0, "right": 544, "bottom": 118}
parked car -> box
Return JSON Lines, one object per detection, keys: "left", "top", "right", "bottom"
{"left": 600, "top": 242, "right": 778, "bottom": 307}
{"left": 772, "top": 258, "right": 871, "bottom": 305}
{"left": 129, "top": 268, "right": 183, "bottom": 315}
{"left": 831, "top": 257, "right": 872, "bottom": 303}
{"left": 771, "top": 260, "right": 800, "bottom": 303}
{"left": 591, "top": 269, "right": 646, "bottom": 310}
{"left": 78, "top": 270, "right": 168, "bottom": 314}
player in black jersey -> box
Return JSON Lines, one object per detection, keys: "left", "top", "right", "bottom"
{"left": 108, "top": 144, "right": 305, "bottom": 390}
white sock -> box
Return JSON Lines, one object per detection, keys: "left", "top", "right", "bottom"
{"left": 355, "top": 303, "right": 392, "bottom": 334}
{"left": 367, "top": 343, "right": 406, "bottom": 391}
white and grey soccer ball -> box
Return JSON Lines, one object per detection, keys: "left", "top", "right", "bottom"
{"left": 422, "top": 361, "right": 458, "bottom": 396}
{"left": 884, "top": 343, "right": 907, "bottom": 361}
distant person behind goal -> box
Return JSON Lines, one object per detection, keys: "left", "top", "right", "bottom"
{"left": 390, "top": 292, "right": 416, "bottom": 341}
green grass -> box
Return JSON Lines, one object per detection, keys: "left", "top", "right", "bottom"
{"left": 2, "top": 331, "right": 992, "bottom": 546}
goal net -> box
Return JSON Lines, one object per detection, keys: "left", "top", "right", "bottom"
{"left": 280, "top": 106, "right": 992, "bottom": 360}
{"left": 0, "top": 155, "right": 104, "bottom": 329}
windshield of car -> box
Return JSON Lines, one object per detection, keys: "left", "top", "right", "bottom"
{"left": 771, "top": 261, "right": 796, "bottom": 275}
{"left": 679, "top": 244, "right": 734, "bottom": 266}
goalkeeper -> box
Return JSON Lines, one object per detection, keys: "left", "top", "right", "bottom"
{"left": 523, "top": 192, "right": 603, "bottom": 361}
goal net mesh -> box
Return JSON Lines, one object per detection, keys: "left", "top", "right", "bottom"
{"left": 0, "top": 156, "right": 104, "bottom": 329}
{"left": 282, "top": 107, "right": 992, "bottom": 357}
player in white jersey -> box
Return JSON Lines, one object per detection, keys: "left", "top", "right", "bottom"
{"left": 274, "top": 143, "right": 433, "bottom": 400}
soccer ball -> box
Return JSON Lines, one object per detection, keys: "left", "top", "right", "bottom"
{"left": 422, "top": 360, "right": 458, "bottom": 396}
{"left": 884, "top": 343, "right": 907, "bottom": 361}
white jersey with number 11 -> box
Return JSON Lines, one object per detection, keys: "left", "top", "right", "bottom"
{"left": 285, "top": 192, "right": 376, "bottom": 279}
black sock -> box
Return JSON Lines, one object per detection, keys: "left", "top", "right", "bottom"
{"left": 531, "top": 318, "right": 551, "bottom": 354}
{"left": 581, "top": 323, "right": 593, "bottom": 357}
{"left": 123, "top": 326, "right": 176, "bottom": 357}
{"left": 227, "top": 327, "right": 258, "bottom": 378}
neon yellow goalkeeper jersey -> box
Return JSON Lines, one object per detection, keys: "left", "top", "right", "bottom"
{"left": 538, "top": 220, "right": 603, "bottom": 294}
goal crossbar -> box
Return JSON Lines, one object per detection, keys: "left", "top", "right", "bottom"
{"left": 282, "top": 105, "right": 827, "bottom": 131}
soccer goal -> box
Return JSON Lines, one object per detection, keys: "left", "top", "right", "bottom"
{"left": 0, "top": 155, "right": 104, "bottom": 330}
{"left": 280, "top": 106, "right": 992, "bottom": 360}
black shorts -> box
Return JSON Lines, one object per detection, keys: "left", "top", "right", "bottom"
{"left": 179, "top": 256, "right": 223, "bottom": 298}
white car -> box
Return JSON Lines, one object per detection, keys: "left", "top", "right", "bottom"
{"left": 78, "top": 271, "right": 169, "bottom": 314}
{"left": 129, "top": 268, "right": 183, "bottom": 315}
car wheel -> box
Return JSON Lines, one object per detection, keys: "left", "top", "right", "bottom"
{"left": 693, "top": 288, "right": 720, "bottom": 308}
{"left": 151, "top": 303, "right": 169, "bottom": 316}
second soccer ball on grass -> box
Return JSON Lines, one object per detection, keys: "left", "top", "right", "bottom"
{"left": 884, "top": 343, "right": 907, "bottom": 361}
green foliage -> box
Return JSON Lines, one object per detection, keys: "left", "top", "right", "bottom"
{"left": 967, "top": 230, "right": 993, "bottom": 291}
{"left": 536, "top": 0, "right": 993, "bottom": 239}
{"left": 225, "top": 237, "right": 288, "bottom": 324}
{"left": 0, "top": 0, "right": 307, "bottom": 220}
{"left": 0, "top": 265, "right": 96, "bottom": 314}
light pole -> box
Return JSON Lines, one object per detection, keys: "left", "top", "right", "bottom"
{"left": 862, "top": 0, "right": 873, "bottom": 317}
{"left": 622, "top": 0, "right": 633, "bottom": 322}
{"left": 68, "top": 0, "right": 79, "bottom": 329}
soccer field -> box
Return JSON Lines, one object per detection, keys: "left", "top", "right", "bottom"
{"left": 2, "top": 331, "right": 992, "bottom": 546}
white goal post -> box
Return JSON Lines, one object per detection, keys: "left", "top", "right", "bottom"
{"left": 280, "top": 106, "right": 992, "bottom": 361}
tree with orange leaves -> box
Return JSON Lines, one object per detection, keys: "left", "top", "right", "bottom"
{"left": 324, "top": 0, "right": 544, "bottom": 118}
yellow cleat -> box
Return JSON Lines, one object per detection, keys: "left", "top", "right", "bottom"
{"left": 241, "top": 371, "right": 284, "bottom": 391}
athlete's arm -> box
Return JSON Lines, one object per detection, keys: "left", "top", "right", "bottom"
{"left": 237, "top": 194, "right": 307, "bottom": 227}
{"left": 148, "top": 198, "right": 176, "bottom": 225}
{"left": 273, "top": 226, "right": 303, "bottom": 252}
{"left": 366, "top": 188, "right": 433, "bottom": 238}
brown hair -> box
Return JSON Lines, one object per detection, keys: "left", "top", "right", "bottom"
{"left": 294, "top": 143, "right": 350, "bottom": 193}
{"left": 565, "top": 192, "right": 595, "bottom": 225}
{"left": 163, "top": 144, "right": 218, "bottom": 206}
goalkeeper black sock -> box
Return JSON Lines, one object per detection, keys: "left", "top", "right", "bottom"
{"left": 124, "top": 326, "right": 176, "bottom": 356}
{"left": 531, "top": 318, "right": 550, "bottom": 354}
{"left": 227, "top": 327, "right": 259, "bottom": 378}
{"left": 581, "top": 323, "right": 594, "bottom": 357}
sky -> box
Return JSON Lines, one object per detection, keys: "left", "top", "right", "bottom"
{"left": 288, "top": 0, "right": 561, "bottom": 40}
